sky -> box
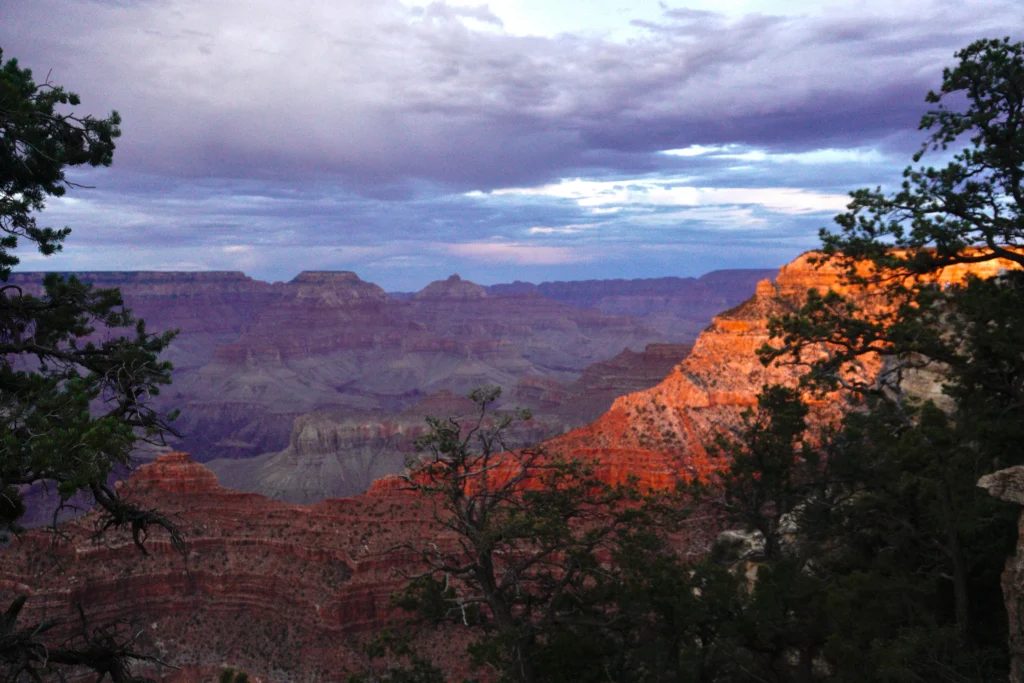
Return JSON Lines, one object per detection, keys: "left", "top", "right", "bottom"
{"left": 1, "top": 0, "right": 1021, "bottom": 290}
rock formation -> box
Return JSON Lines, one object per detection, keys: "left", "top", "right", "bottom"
{"left": 208, "top": 343, "right": 694, "bottom": 505}
{"left": 176, "top": 277, "right": 666, "bottom": 461}
{"left": 979, "top": 467, "right": 1024, "bottom": 682}
{"left": 207, "top": 391, "right": 488, "bottom": 503}
{"left": 7, "top": 269, "right": 770, "bottom": 528}
{"left": 486, "top": 269, "right": 777, "bottom": 339}
{"left": 0, "top": 453, "right": 461, "bottom": 681}
{"left": 541, "top": 252, "right": 1024, "bottom": 488}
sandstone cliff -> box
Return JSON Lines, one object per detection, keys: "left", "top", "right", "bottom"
{"left": 0, "top": 453, "right": 463, "bottom": 682}
{"left": 541, "top": 253, "right": 1024, "bottom": 488}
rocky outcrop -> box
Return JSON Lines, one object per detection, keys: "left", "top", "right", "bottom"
{"left": 208, "top": 387, "right": 578, "bottom": 504}
{"left": 979, "top": 467, "right": 1024, "bottom": 682}
{"left": 414, "top": 274, "right": 487, "bottom": 300}
{"left": 0, "top": 453, "right": 460, "bottom": 682}
{"left": 543, "top": 252, "right": 1024, "bottom": 489}
{"left": 208, "top": 342, "right": 693, "bottom": 506}
{"left": 208, "top": 404, "right": 432, "bottom": 504}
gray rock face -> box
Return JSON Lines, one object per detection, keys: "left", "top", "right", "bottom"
{"left": 979, "top": 466, "right": 1024, "bottom": 682}
{"left": 979, "top": 467, "right": 1024, "bottom": 506}
{"left": 206, "top": 390, "right": 556, "bottom": 504}
{"left": 208, "top": 411, "right": 417, "bottom": 503}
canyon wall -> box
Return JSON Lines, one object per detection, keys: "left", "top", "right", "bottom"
{"left": 8, "top": 269, "right": 679, "bottom": 463}
{"left": 3, "top": 253, "right": 1021, "bottom": 681}
{"left": 205, "top": 340, "right": 693, "bottom": 504}
{"left": 0, "top": 453, "right": 458, "bottom": 682}
{"left": 484, "top": 269, "right": 777, "bottom": 339}
{"left": 7, "top": 269, "right": 754, "bottom": 500}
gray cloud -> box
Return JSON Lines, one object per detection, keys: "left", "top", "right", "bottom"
{"left": 1, "top": 0, "right": 1020, "bottom": 288}
{"left": 3, "top": 0, "right": 1017, "bottom": 188}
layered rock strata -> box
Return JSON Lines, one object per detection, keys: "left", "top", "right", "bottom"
{"left": 979, "top": 467, "right": 1024, "bottom": 683}
{"left": 542, "top": 253, "right": 1024, "bottom": 488}
{"left": 0, "top": 453, "right": 461, "bottom": 682}
{"left": 9, "top": 270, "right": 677, "bottom": 462}
{"left": 210, "top": 343, "right": 694, "bottom": 505}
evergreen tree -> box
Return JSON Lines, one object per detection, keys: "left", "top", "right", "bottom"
{"left": 0, "top": 48, "right": 180, "bottom": 681}
{"left": 748, "top": 35, "right": 1024, "bottom": 682}
{"left": 390, "top": 387, "right": 634, "bottom": 683}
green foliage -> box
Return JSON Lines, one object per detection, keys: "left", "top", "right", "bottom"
{"left": 820, "top": 37, "right": 1024, "bottom": 274}
{"left": 0, "top": 49, "right": 178, "bottom": 535}
{"left": 389, "top": 387, "right": 659, "bottom": 683}
{"left": 745, "top": 35, "right": 1024, "bottom": 683}
{"left": 704, "top": 386, "right": 816, "bottom": 561}
{"left": 0, "top": 48, "right": 180, "bottom": 682}
{"left": 219, "top": 667, "right": 251, "bottom": 683}
{"left": 0, "top": 48, "right": 121, "bottom": 278}
{"left": 346, "top": 630, "right": 448, "bottom": 683}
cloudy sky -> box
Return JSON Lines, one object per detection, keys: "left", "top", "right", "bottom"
{"left": 1, "top": 0, "right": 1020, "bottom": 289}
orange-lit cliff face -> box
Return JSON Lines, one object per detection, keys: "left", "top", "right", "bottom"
{"left": 544, "top": 251, "right": 1024, "bottom": 489}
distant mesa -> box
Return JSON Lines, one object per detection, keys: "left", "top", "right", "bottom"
{"left": 289, "top": 270, "right": 387, "bottom": 302}
{"left": 414, "top": 273, "right": 488, "bottom": 300}
{"left": 290, "top": 270, "right": 364, "bottom": 285}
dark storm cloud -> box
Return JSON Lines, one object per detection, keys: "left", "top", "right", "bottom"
{"left": 2, "top": 0, "right": 1018, "bottom": 191}
{"left": 1, "top": 0, "right": 1021, "bottom": 288}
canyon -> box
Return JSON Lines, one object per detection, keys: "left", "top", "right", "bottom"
{"left": 5, "top": 254, "right": 1013, "bottom": 681}
{"left": 9, "top": 268, "right": 760, "bottom": 506}
{"left": 209, "top": 342, "right": 693, "bottom": 503}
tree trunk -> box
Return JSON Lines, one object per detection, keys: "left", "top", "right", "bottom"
{"left": 477, "top": 560, "right": 539, "bottom": 683}
{"left": 943, "top": 485, "right": 971, "bottom": 642}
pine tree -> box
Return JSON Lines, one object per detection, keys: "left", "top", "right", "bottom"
{"left": 0, "top": 48, "right": 180, "bottom": 681}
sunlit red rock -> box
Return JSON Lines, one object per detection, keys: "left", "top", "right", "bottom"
{"left": 0, "top": 453, "right": 460, "bottom": 682}
{"left": 544, "top": 251, "right": 1024, "bottom": 488}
